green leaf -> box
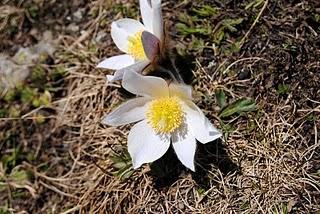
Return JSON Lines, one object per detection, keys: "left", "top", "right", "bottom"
{"left": 112, "top": 161, "right": 127, "bottom": 169}
{"left": 110, "top": 149, "right": 134, "bottom": 180}
{"left": 219, "top": 120, "right": 234, "bottom": 139}
{"left": 215, "top": 89, "right": 226, "bottom": 108}
{"left": 219, "top": 98, "right": 256, "bottom": 118}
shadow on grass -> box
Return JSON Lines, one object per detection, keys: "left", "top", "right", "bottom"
{"left": 148, "top": 51, "right": 196, "bottom": 85}
{"left": 149, "top": 139, "right": 240, "bottom": 189}
{"left": 193, "top": 139, "right": 240, "bottom": 189}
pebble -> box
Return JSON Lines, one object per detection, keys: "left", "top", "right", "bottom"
{"left": 178, "top": 202, "right": 185, "bottom": 210}
{"left": 238, "top": 70, "right": 250, "bottom": 80}
{"left": 73, "top": 9, "right": 84, "bottom": 22}
{"left": 66, "top": 23, "right": 79, "bottom": 33}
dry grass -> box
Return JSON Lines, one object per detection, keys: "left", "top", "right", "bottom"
{"left": 0, "top": 0, "right": 319, "bottom": 213}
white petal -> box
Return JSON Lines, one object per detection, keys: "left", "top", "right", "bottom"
{"left": 107, "top": 71, "right": 125, "bottom": 82}
{"left": 97, "top": 54, "right": 135, "bottom": 70}
{"left": 106, "top": 75, "right": 115, "bottom": 82}
{"left": 151, "top": 0, "right": 163, "bottom": 41}
{"left": 102, "top": 97, "right": 150, "bottom": 126}
{"left": 184, "top": 102, "right": 222, "bottom": 144}
{"left": 106, "top": 71, "right": 125, "bottom": 83}
{"left": 111, "top": 19, "right": 145, "bottom": 52}
{"left": 128, "top": 120, "right": 170, "bottom": 169}
{"left": 140, "top": 0, "right": 153, "bottom": 33}
{"left": 122, "top": 69, "right": 169, "bottom": 98}
{"left": 172, "top": 126, "right": 196, "bottom": 171}
{"left": 169, "top": 83, "right": 193, "bottom": 100}
{"left": 107, "top": 61, "right": 150, "bottom": 82}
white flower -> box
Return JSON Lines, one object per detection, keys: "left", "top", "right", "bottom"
{"left": 97, "top": 0, "right": 163, "bottom": 82}
{"left": 102, "top": 71, "right": 222, "bottom": 171}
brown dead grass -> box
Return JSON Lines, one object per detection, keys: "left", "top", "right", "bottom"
{"left": 1, "top": 0, "right": 319, "bottom": 213}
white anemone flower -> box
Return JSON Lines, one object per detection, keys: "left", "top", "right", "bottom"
{"left": 97, "top": 0, "right": 163, "bottom": 82}
{"left": 102, "top": 71, "right": 222, "bottom": 171}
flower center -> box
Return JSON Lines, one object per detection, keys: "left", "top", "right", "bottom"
{"left": 127, "top": 31, "right": 146, "bottom": 60}
{"left": 146, "top": 97, "right": 184, "bottom": 134}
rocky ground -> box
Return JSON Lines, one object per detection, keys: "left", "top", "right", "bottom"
{"left": 0, "top": 0, "right": 319, "bottom": 213}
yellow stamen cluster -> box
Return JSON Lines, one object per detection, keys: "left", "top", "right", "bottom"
{"left": 146, "top": 97, "right": 184, "bottom": 134}
{"left": 127, "top": 31, "right": 146, "bottom": 60}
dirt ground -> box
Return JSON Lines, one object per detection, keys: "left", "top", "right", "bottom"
{"left": 0, "top": 0, "right": 319, "bottom": 213}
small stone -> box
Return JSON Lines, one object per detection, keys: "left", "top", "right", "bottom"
{"left": 42, "top": 30, "right": 53, "bottom": 42}
{"left": 29, "top": 28, "right": 39, "bottom": 38}
{"left": 66, "top": 23, "right": 79, "bottom": 33}
{"left": 178, "top": 202, "right": 185, "bottom": 210}
{"left": 238, "top": 70, "right": 250, "bottom": 80}
{"left": 94, "top": 31, "right": 107, "bottom": 43}
{"left": 73, "top": 9, "right": 83, "bottom": 22}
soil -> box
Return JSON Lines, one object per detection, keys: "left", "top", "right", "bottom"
{"left": 0, "top": 0, "right": 319, "bottom": 213}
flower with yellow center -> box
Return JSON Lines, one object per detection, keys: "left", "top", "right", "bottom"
{"left": 127, "top": 31, "right": 147, "bottom": 61}
{"left": 97, "top": 0, "right": 163, "bottom": 82}
{"left": 146, "top": 97, "right": 184, "bottom": 134}
{"left": 102, "top": 71, "right": 221, "bottom": 171}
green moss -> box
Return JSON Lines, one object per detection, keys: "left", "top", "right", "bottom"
{"left": 8, "top": 106, "right": 20, "bottom": 118}
{"left": 0, "top": 207, "right": 10, "bottom": 214}
{"left": 18, "top": 86, "right": 36, "bottom": 103}
{"left": 31, "top": 64, "right": 46, "bottom": 84}
{"left": 177, "top": 10, "right": 244, "bottom": 55}
{"left": 51, "top": 66, "right": 67, "bottom": 80}
{"left": 38, "top": 53, "right": 49, "bottom": 63}
{"left": 1, "top": 144, "right": 21, "bottom": 172}
{"left": 27, "top": 5, "right": 39, "bottom": 19}
{"left": 222, "top": 18, "right": 244, "bottom": 32}
{"left": 192, "top": 5, "right": 219, "bottom": 17}
{"left": 177, "top": 23, "right": 212, "bottom": 36}
{"left": 196, "top": 187, "right": 205, "bottom": 195}
{"left": 89, "top": 43, "right": 98, "bottom": 54}
{"left": 244, "top": 0, "right": 264, "bottom": 10}
{"left": 39, "top": 91, "right": 51, "bottom": 106}
{"left": 220, "top": 121, "right": 235, "bottom": 139}
{"left": 306, "top": 114, "right": 316, "bottom": 122}
{"left": 0, "top": 109, "right": 7, "bottom": 118}
{"left": 35, "top": 114, "right": 46, "bottom": 124}
{"left": 31, "top": 99, "right": 40, "bottom": 108}
{"left": 3, "top": 89, "right": 17, "bottom": 102}
{"left": 313, "top": 14, "right": 320, "bottom": 23}
{"left": 277, "top": 84, "right": 290, "bottom": 95}
{"left": 112, "top": 3, "right": 138, "bottom": 18}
